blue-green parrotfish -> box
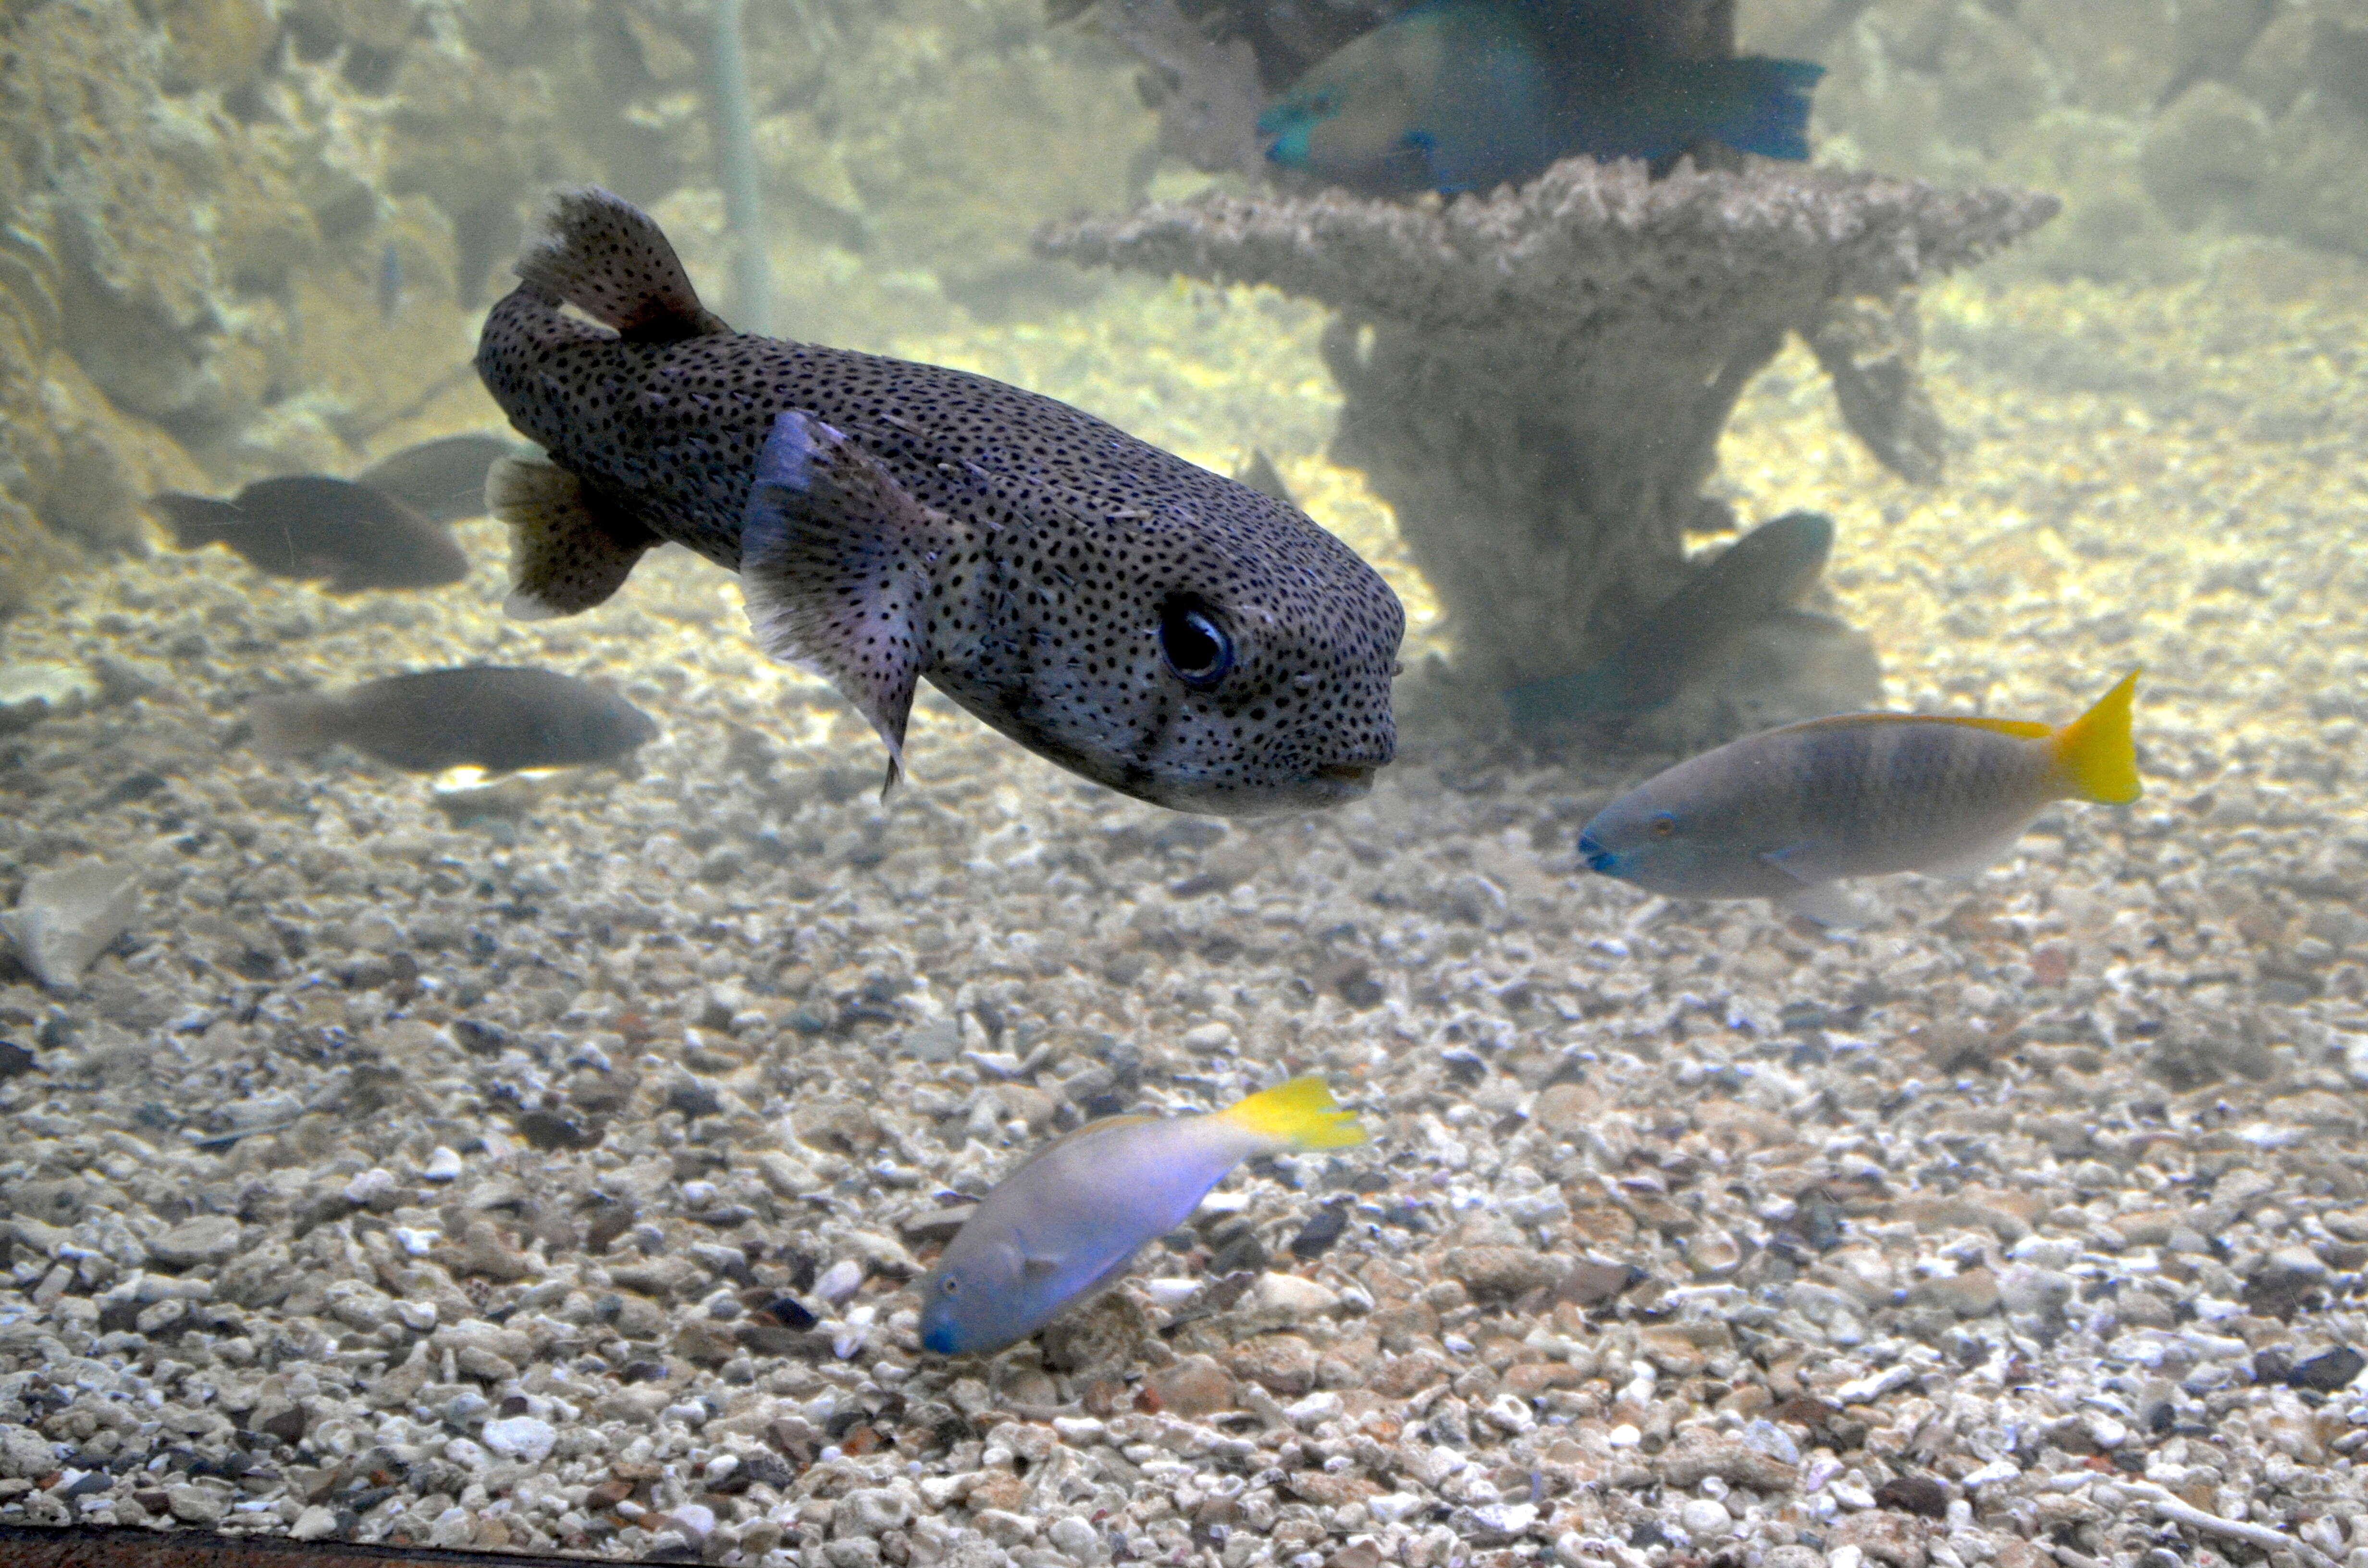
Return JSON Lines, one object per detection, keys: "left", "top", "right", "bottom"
{"left": 473, "top": 189, "right": 1402, "bottom": 815}
{"left": 918, "top": 1078, "right": 1365, "bottom": 1356}
{"left": 1260, "top": 0, "right": 1825, "bottom": 196}
{"left": 1579, "top": 671, "right": 2141, "bottom": 925}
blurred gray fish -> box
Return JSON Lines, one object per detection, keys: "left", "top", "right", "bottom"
{"left": 358, "top": 432, "right": 529, "bottom": 524}
{"left": 472, "top": 188, "right": 1401, "bottom": 814}
{"left": 149, "top": 477, "right": 469, "bottom": 593}
{"left": 1233, "top": 449, "right": 1295, "bottom": 507}
{"left": 377, "top": 240, "right": 403, "bottom": 322}
{"left": 247, "top": 666, "right": 657, "bottom": 774}
{"left": 1505, "top": 511, "right": 1833, "bottom": 730}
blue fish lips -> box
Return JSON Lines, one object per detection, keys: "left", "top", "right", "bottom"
{"left": 919, "top": 1310, "right": 962, "bottom": 1356}
{"left": 1578, "top": 827, "right": 1619, "bottom": 876}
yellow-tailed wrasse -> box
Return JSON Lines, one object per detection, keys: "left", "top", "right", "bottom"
{"left": 472, "top": 189, "right": 1402, "bottom": 814}
{"left": 1579, "top": 671, "right": 2141, "bottom": 925}
{"left": 919, "top": 1077, "right": 1364, "bottom": 1356}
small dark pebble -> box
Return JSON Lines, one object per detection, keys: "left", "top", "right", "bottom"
{"left": 516, "top": 1108, "right": 604, "bottom": 1151}
{"left": 1209, "top": 1231, "right": 1268, "bottom": 1275}
{"left": 619, "top": 1360, "right": 669, "bottom": 1384}
{"left": 1874, "top": 1476, "right": 1949, "bottom": 1518}
{"left": 755, "top": 1297, "right": 818, "bottom": 1332}
{"left": 1288, "top": 1203, "right": 1350, "bottom": 1262}
{"left": 2253, "top": 1347, "right": 2294, "bottom": 1385}
{"left": 0, "top": 1041, "right": 35, "bottom": 1079}
{"left": 1796, "top": 1191, "right": 1848, "bottom": 1251}
{"left": 2289, "top": 1345, "right": 2366, "bottom": 1393}
{"left": 1440, "top": 1049, "right": 1486, "bottom": 1087}
{"left": 1556, "top": 1260, "right": 1641, "bottom": 1307}
{"left": 260, "top": 1406, "right": 308, "bottom": 1444}
{"left": 1629, "top": 1521, "right": 1669, "bottom": 1548}
{"left": 666, "top": 1080, "right": 723, "bottom": 1119}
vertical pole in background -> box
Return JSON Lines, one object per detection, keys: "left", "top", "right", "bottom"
{"left": 710, "top": 0, "right": 773, "bottom": 336}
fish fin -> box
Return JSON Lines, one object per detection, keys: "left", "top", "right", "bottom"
{"left": 1705, "top": 56, "right": 1824, "bottom": 161}
{"left": 1920, "top": 823, "right": 2035, "bottom": 881}
{"left": 2051, "top": 669, "right": 2142, "bottom": 805}
{"left": 149, "top": 492, "right": 245, "bottom": 549}
{"left": 1762, "top": 846, "right": 1875, "bottom": 926}
{"left": 1021, "top": 1253, "right": 1062, "bottom": 1279}
{"left": 244, "top": 695, "right": 345, "bottom": 760}
{"left": 1781, "top": 710, "right": 2052, "bottom": 740}
{"left": 1217, "top": 1077, "right": 1365, "bottom": 1153}
{"left": 516, "top": 187, "right": 732, "bottom": 342}
{"left": 1775, "top": 880, "right": 1876, "bottom": 928}
{"left": 487, "top": 456, "right": 656, "bottom": 620}
{"left": 740, "top": 411, "right": 946, "bottom": 781}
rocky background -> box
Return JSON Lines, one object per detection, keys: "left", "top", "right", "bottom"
{"left": 1747, "top": 0, "right": 2368, "bottom": 282}
{"left": 0, "top": 0, "right": 2362, "bottom": 618}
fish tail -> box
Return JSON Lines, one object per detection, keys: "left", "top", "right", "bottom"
{"left": 1706, "top": 56, "right": 1823, "bottom": 161}
{"left": 245, "top": 695, "right": 347, "bottom": 760}
{"left": 1218, "top": 1077, "right": 1366, "bottom": 1152}
{"left": 149, "top": 492, "right": 245, "bottom": 550}
{"left": 2051, "top": 670, "right": 2142, "bottom": 805}
{"left": 516, "top": 187, "right": 732, "bottom": 342}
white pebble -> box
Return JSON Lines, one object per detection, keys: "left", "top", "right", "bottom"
{"left": 343, "top": 1168, "right": 395, "bottom": 1204}
{"left": 394, "top": 1227, "right": 439, "bottom": 1257}
{"left": 1830, "top": 1549, "right": 1864, "bottom": 1568}
{"left": 817, "top": 1258, "right": 865, "bottom": 1305}
{"left": 1678, "top": 1498, "right": 1732, "bottom": 1537}
{"left": 395, "top": 1299, "right": 437, "bottom": 1331}
{"left": 291, "top": 1505, "right": 338, "bottom": 1541}
{"left": 1605, "top": 1424, "right": 1640, "bottom": 1448}
{"left": 421, "top": 1147, "right": 463, "bottom": 1182}
{"left": 482, "top": 1416, "right": 557, "bottom": 1462}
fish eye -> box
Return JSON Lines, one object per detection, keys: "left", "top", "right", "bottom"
{"left": 1649, "top": 813, "right": 1678, "bottom": 839}
{"left": 939, "top": 1276, "right": 959, "bottom": 1296}
{"left": 1159, "top": 596, "right": 1234, "bottom": 689}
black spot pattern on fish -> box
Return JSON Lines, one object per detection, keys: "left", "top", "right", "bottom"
{"left": 475, "top": 189, "right": 1401, "bottom": 813}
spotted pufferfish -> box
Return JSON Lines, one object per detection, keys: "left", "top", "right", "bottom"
{"left": 471, "top": 188, "right": 1404, "bottom": 815}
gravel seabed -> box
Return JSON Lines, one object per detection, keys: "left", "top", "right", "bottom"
{"left": 3, "top": 249, "right": 2368, "bottom": 1568}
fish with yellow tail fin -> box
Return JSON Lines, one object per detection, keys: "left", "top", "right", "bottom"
{"left": 1578, "top": 671, "right": 2142, "bottom": 926}
{"left": 918, "top": 1078, "right": 1365, "bottom": 1356}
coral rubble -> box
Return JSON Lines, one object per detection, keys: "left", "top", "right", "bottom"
{"left": 1041, "top": 160, "right": 2055, "bottom": 694}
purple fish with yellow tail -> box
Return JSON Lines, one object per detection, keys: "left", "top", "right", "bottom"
{"left": 1579, "top": 671, "right": 2141, "bottom": 925}
{"left": 918, "top": 1077, "right": 1365, "bottom": 1356}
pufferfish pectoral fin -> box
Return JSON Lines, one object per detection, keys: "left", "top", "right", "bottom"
{"left": 740, "top": 411, "right": 948, "bottom": 792}
{"left": 486, "top": 456, "right": 658, "bottom": 620}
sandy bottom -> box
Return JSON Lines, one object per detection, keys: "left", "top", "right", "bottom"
{"left": 1, "top": 244, "right": 2367, "bottom": 1568}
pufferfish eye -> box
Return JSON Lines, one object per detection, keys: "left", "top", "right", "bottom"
{"left": 1159, "top": 596, "right": 1235, "bottom": 690}
{"left": 1649, "top": 813, "right": 1678, "bottom": 839}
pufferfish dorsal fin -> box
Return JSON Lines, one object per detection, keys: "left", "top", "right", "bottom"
{"left": 516, "top": 186, "right": 733, "bottom": 343}
{"left": 486, "top": 455, "right": 657, "bottom": 620}
{"left": 740, "top": 411, "right": 951, "bottom": 792}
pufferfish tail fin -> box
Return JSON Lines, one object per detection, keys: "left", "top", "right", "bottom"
{"left": 1218, "top": 1077, "right": 1366, "bottom": 1154}
{"left": 2052, "top": 669, "right": 2142, "bottom": 805}
{"left": 517, "top": 187, "right": 733, "bottom": 343}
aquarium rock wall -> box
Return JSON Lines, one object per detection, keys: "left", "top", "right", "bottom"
{"left": 1751, "top": 0, "right": 2368, "bottom": 278}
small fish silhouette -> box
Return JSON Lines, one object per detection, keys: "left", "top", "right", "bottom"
{"left": 246, "top": 666, "right": 658, "bottom": 774}
{"left": 1506, "top": 511, "right": 1835, "bottom": 729}
{"left": 377, "top": 240, "right": 403, "bottom": 322}
{"left": 150, "top": 477, "right": 469, "bottom": 593}
{"left": 357, "top": 433, "right": 528, "bottom": 524}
